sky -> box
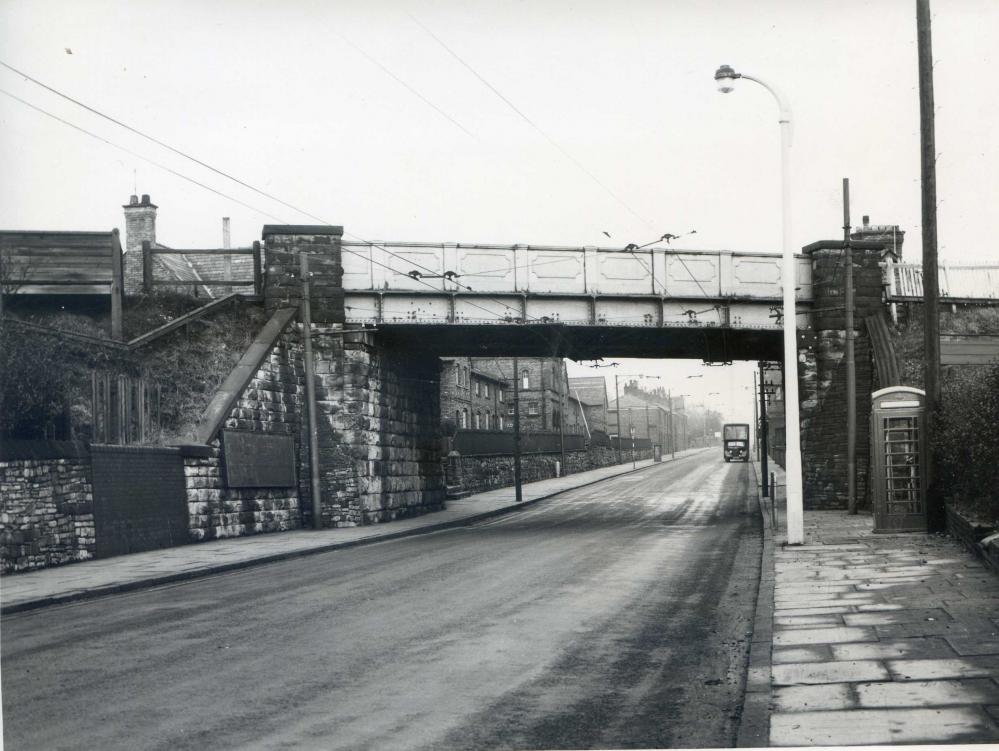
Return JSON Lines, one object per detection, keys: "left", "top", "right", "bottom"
{"left": 2, "top": 0, "right": 997, "bottom": 425}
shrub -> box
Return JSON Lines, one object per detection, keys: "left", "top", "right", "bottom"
{"left": 936, "top": 359, "right": 999, "bottom": 528}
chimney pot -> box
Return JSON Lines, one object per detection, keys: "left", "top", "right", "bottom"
{"left": 141, "top": 194, "right": 151, "bottom": 205}
{"left": 129, "top": 194, "right": 139, "bottom": 205}
{"left": 862, "top": 215, "right": 869, "bottom": 227}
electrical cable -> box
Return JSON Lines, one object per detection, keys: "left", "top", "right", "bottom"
{"left": 0, "top": 87, "right": 533, "bottom": 324}
{"left": 408, "top": 13, "right": 654, "bottom": 231}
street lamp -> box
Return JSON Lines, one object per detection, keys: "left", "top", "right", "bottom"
{"left": 715, "top": 63, "right": 804, "bottom": 545}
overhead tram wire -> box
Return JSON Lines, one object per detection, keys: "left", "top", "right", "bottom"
{"left": 0, "top": 92, "right": 526, "bottom": 324}
{"left": 0, "top": 59, "right": 484, "bottom": 297}
{"left": 0, "top": 60, "right": 572, "bottom": 331}
{"left": 1, "top": 61, "right": 706, "bottom": 332}
{"left": 0, "top": 76, "right": 540, "bottom": 324}
{"left": 329, "top": 33, "right": 476, "bottom": 140}
{"left": 408, "top": 13, "right": 655, "bottom": 232}
{"left": 0, "top": 88, "right": 288, "bottom": 223}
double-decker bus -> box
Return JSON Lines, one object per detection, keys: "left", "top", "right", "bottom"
{"left": 722, "top": 423, "right": 750, "bottom": 462}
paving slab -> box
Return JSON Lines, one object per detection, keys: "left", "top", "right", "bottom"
{"left": 772, "top": 660, "right": 890, "bottom": 686}
{"left": 830, "top": 637, "right": 958, "bottom": 661}
{"left": 758, "top": 494, "right": 999, "bottom": 747}
{"left": 886, "top": 655, "right": 999, "bottom": 680}
{"left": 772, "top": 645, "right": 834, "bottom": 664}
{"left": 773, "top": 626, "right": 878, "bottom": 646}
{"left": 770, "top": 707, "right": 999, "bottom": 746}
{"left": 856, "top": 678, "right": 999, "bottom": 708}
{"left": 842, "top": 607, "right": 951, "bottom": 626}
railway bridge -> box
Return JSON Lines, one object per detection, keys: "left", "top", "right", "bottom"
{"left": 201, "top": 225, "right": 889, "bottom": 528}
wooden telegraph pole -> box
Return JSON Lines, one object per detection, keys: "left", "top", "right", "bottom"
{"left": 512, "top": 356, "right": 523, "bottom": 503}
{"left": 917, "top": 0, "right": 943, "bottom": 531}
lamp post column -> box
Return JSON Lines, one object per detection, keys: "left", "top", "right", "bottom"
{"left": 715, "top": 64, "right": 803, "bottom": 544}
{"left": 777, "top": 110, "right": 804, "bottom": 544}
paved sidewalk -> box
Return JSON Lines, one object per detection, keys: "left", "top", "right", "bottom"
{"left": 751, "top": 459, "right": 999, "bottom": 746}
{"left": 1, "top": 451, "right": 704, "bottom": 615}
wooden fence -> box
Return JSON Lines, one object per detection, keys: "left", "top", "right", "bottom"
{"left": 91, "top": 373, "right": 162, "bottom": 445}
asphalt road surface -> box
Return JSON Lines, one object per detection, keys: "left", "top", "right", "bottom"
{"left": 2, "top": 453, "right": 762, "bottom": 750}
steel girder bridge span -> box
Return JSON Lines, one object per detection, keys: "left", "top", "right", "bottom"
{"left": 340, "top": 241, "right": 812, "bottom": 360}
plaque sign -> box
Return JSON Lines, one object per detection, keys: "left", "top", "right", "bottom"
{"left": 222, "top": 431, "right": 297, "bottom": 488}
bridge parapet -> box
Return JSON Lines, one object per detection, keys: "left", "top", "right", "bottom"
{"left": 341, "top": 241, "right": 811, "bottom": 298}
{"left": 339, "top": 241, "right": 812, "bottom": 328}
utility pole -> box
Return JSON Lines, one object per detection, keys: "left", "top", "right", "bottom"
{"left": 917, "top": 0, "right": 943, "bottom": 531}
{"left": 759, "top": 362, "right": 770, "bottom": 498}
{"left": 614, "top": 374, "right": 623, "bottom": 464}
{"left": 668, "top": 391, "right": 676, "bottom": 458}
{"left": 557, "top": 358, "right": 566, "bottom": 475}
{"left": 844, "top": 178, "right": 858, "bottom": 514}
{"left": 753, "top": 371, "right": 759, "bottom": 461}
{"left": 513, "top": 356, "right": 523, "bottom": 503}
{"left": 300, "top": 254, "right": 323, "bottom": 530}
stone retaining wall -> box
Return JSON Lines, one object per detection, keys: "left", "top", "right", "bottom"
{"left": 0, "top": 453, "right": 96, "bottom": 573}
{"left": 182, "top": 447, "right": 302, "bottom": 541}
{"left": 459, "top": 446, "right": 650, "bottom": 495}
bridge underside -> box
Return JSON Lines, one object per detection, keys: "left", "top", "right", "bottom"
{"left": 370, "top": 323, "right": 784, "bottom": 361}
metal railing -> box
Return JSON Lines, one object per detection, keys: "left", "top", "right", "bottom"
{"left": 885, "top": 260, "right": 999, "bottom": 302}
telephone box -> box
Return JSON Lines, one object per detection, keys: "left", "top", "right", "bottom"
{"left": 870, "top": 386, "right": 927, "bottom": 533}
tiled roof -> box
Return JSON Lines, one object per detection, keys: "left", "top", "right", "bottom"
{"left": 567, "top": 377, "right": 607, "bottom": 406}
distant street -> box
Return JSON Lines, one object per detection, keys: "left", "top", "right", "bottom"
{"left": 2, "top": 453, "right": 762, "bottom": 751}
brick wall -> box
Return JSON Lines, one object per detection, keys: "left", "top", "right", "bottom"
{"left": 0, "top": 446, "right": 96, "bottom": 573}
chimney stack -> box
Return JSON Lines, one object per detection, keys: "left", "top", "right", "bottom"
{"left": 851, "top": 214, "right": 904, "bottom": 261}
{"left": 122, "top": 193, "right": 159, "bottom": 294}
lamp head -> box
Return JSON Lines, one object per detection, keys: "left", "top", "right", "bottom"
{"left": 714, "top": 64, "right": 740, "bottom": 93}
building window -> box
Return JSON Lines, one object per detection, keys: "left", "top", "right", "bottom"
{"left": 464, "top": 367, "right": 470, "bottom": 388}
{"left": 522, "top": 370, "right": 530, "bottom": 389}
{"left": 474, "top": 412, "right": 481, "bottom": 430}
{"left": 486, "top": 410, "right": 492, "bottom": 429}
{"left": 499, "top": 388, "right": 504, "bottom": 403}
{"left": 484, "top": 383, "right": 490, "bottom": 398}
{"left": 528, "top": 402, "right": 539, "bottom": 416}
{"left": 461, "top": 409, "right": 468, "bottom": 429}
{"left": 473, "top": 381, "right": 479, "bottom": 397}
{"left": 498, "top": 415, "right": 504, "bottom": 430}
{"left": 508, "top": 405, "right": 515, "bottom": 416}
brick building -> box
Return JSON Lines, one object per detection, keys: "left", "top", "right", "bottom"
{"left": 440, "top": 358, "right": 508, "bottom": 431}
{"left": 440, "top": 357, "right": 581, "bottom": 434}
